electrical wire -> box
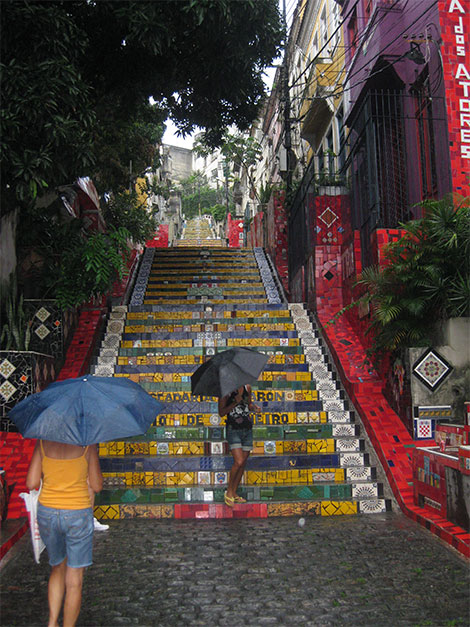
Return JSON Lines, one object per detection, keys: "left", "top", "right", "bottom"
{"left": 325, "top": 0, "right": 440, "bottom": 101}
{"left": 253, "top": 0, "right": 442, "bottom": 182}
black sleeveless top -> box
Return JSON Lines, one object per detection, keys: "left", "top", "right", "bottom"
{"left": 225, "top": 386, "right": 252, "bottom": 430}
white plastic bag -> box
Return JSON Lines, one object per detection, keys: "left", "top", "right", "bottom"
{"left": 19, "top": 488, "right": 45, "bottom": 564}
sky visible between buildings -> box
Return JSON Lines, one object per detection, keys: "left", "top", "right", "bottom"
{"left": 162, "top": 0, "right": 297, "bottom": 149}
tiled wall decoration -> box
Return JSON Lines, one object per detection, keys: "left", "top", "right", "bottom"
{"left": 412, "top": 348, "right": 453, "bottom": 391}
{"left": 0, "top": 351, "right": 56, "bottom": 427}
{"left": 24, "top": 299, "right": 79, "bottom": 360}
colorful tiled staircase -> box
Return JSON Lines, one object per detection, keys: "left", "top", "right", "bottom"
{"left": 177, "top": 215, "right": 223, "bottom": 247}
{"left": 91, "top": 245, "right": 391, "bottom": 520}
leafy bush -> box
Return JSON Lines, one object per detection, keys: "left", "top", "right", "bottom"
{"left": 330, "top": 195, "right": 470, "bottom": 357}
{"left": 52, "top": 227, "right": 131, "bottom": 310}
{"left": 360, "top": 196, "right": 469, "bottom": 354}
{"left": 102, "top": 190, "right": 157, "bottom": 245}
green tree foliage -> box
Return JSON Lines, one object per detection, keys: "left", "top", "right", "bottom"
{"left": 350, "top": 196, "right": 470, "bottom": 356}
{"left": 178, "top": 173, "right": 233, "bottom": 220}
{"left": 194, "top": 132, "right": 264, "bottom": 202}
{"left": 1, "top": 0, "right": 283, "bottom": 212}
{"left": 52, "top": 227, "right": 131, "bottom": 310}
{"left": 1, "top": 0, "right": 282, "bottom": 309}
{"left": 0, "top": 2, "right": 96, "bottom": 213}
{"left": 102, "top": 190, "right": 157, "bottom": 245}
{"left": 208, "top": 204, "right": 228, "bottom": 223}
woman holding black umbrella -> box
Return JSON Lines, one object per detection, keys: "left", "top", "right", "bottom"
{"left": 218, "top": 385, "right": 261, "bottom": 506}
{"left": 26, "top": 440, "right": 103, "bottom": 627}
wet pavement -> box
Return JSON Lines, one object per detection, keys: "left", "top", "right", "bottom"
{"left": 1, "top": 512, "right": 469, "bottom": 626}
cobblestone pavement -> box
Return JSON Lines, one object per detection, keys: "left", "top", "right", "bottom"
{"left": 1, "top": 513, "right": 469, "bottom": 627}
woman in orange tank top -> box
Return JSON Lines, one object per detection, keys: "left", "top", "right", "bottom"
{"left": 26, "top": 440, "right": 103, "bottom": 627}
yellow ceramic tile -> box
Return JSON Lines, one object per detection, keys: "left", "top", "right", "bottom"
{"left": 181, "top": 472, "right": 196, "bottom": 486}
{"left": 307, "top": 439, "right": 334, "bottom": 454}
{"left": 335, "top": 469, "right": 346, "bottom": 481}
{"left": 283, "top": 441, "right": 307, "bottom": 454}
{"left": 94, "top": 505, "right": 120, "bottom": 520}
{"left": 153, "top": 473, "right": 166, "bottom": 486}
{"left": 189, "top": 443, "right": 204, "bottom": 455}
{"left": 160, "top": 505, "right": 174, "bottom": 518}
{"left": 321, "top": 501, "right": 358, "bottom": 516}
{"left": 166, "top": 473, "right": 178, "bottom": 486}
{"left": 266, "top": 471, "right": 278, "bottom": 484}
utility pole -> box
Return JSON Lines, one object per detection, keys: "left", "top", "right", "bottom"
{"left": 282, "top": 0, "right": 292, "bottom": 197}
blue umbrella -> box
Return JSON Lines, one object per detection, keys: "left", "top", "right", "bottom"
{"left": 9, "top": 375, "right": 164, "bottom": 445}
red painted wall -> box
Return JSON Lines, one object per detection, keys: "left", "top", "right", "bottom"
{"left": 226, "top": 213, "right": 244, "bottom": 248}
{"left": 146, "top": 224, "right": 169, "bottom": 248}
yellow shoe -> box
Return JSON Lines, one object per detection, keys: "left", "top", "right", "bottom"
{"left": 224, "top": 492, "right": 235, "bottom": 507}
{"left": 233, "top": 495, "right": 246, "bottom": 503}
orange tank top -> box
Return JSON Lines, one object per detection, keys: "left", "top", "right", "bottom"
{"left": 39, "top": 442, "right": 91, "bottom": 510}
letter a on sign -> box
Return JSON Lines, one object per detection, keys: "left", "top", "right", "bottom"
{"left": 449, "top": 0, "right": 465, "bottom": 13}
{"left": 456, "top": 64, "right": 470, "bottom": 80}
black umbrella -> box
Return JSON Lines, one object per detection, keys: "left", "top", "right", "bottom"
{"left": 191, "top": 347, "right": 268, "bottom": 398}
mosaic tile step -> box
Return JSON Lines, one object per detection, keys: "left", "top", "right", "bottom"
{"left": 97, "top": 452, "right": 369, "bottom": 473}
{"left": 129, "top": 303, "right": 288, "bottom": 313}
{"left": 143, "top": 299, "right": 270, "bottom": 305}
{"left": 112, "top": 361, "right": 308, "bottom": 372}
{"left": 144, "top": 291, "right": 268, "bottom": 300}
{"left": 99, "top": 469, "right": 375, "bottom": 490}
{"left": 95, "top": 481, "right": 385, "bottom": 506}
{"left": 145, "top": 283, "right": 265, "bottom": 291}
{"left": 148, "top": 262, "right": 259, "bottom": 270}
{"left": 113, "top": 371, "right": 315, "bottom": 385}
{"left": 140, "top": 411, "right": 334, "bottom": 427}
{"left": 146, "top": 280, "right": 263, "bottom": 287}
{"left": 139, "top": 402, "right": 353, "bottom": 424}
{"left": 135, "top": 383, "right": 320, "bottom": 399}
{"left": 121, "top": 322, "right": 296, "bottom": 332}
{"left": 120, "top": 330, "right": 299, "bottom": 341}
{"left": 117, "top": 346, "right": 305, "bottom": 356}
{"left": 94, "top": 498, "right": 391, "bottom": 519}
{"left": 119, "top": 338, "right": 301, "bottom": 349}
{"left": 98, "top": 437, "right": 363, "bottom": 457}
{"left": 103, "top": 422, "right": 349, "bottom": 442}
{"left": 126, "top": 310, "right": 292, "bottom": 319}
{"left": 142, "top": 397, "right": 325, "bottom": 416}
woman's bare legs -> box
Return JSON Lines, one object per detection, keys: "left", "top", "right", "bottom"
{"left": 48, "top": 559, "right": 66, "bottom": 627}
{"left": 63, "top": 566, "right": 85, "bottom": 627}
{"left": 226, "top": 448, "right": 250, "bottom": 499}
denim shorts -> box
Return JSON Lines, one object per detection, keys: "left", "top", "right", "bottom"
{"left": 37, "top": 504, "right": 94, "bottom": 568}
{"left": 226, "top": 425, "right": 253, "bottom": 451}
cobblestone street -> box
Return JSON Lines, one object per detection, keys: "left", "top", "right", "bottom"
{"left": 1, "top": 513, "right": 468, "bottom": 626}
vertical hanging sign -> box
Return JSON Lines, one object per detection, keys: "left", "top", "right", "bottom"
{"left": 438, "top": 0, "right": 470, "bottom": 196}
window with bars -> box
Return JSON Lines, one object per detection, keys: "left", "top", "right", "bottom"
{"left": 347, "top": 89, "right": 409, "bottom": 268}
